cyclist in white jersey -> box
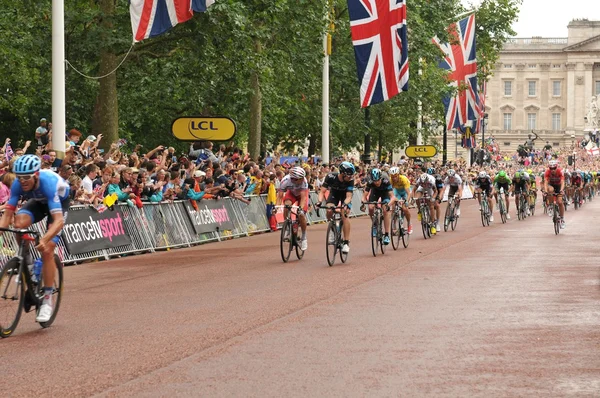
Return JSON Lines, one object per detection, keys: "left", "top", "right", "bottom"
{"left": 277, "top": 167, "right": 309, "bottom": 250}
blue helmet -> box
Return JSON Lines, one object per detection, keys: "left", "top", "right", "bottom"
{"left": 370, "top": 168, "right": 382, "bottom": 181}
{"left": 339, "top": 161, "right": 356, "bottom": 176}
{"left": 426, "top": 167, "right": 435, "bottom": 175}
{"left": 13, "top": 154, "right": 41, "bottom": 175}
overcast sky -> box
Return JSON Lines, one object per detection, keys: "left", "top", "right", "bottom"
{"left": 461, "top": 0, "right": 600, "bottom": 37}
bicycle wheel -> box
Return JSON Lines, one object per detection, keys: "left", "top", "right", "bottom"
{"left": 280, "top": 220, "right": 293, "bottom": 263}
{"left": 420, "top": 207, "right": 428, "bottom": 239}
{"left": 339, "top": 222, "right": 349, "bottom": 263}
{"left": 326, "top": 222, "right": 337, "bottom": 267}
{"left": 0, "top": 259, "right": 24, "bottom": 338}
{"left": 371, "top": 214, "right": 379, "bottom": 257}
{"left": 401, "top": 214, "right": 410, "bottom": 248}
{"left": 391, "top": 211, "right": 400, "bottom": 250}
{"left": 295, "top": 226, "right": 305, "bottom": 260}
{"left": 38, "top": 254, "right": 64, "bottom": 328}
{"left": 444, "top": 203, "right": 451, "bottom": 232}
{"left": 530, "top": 194, "right": 536, "bottom": 216}
{"left": 451, "top": 204, "right": 459, "bottom": 231}
{"left": 553, "top": 208, "right": 560, "bottom": 235}
{"left": 379, "top": 213, "right": 386, "bottom": 255}
{"left": 499, "top": 199, "right": 507, "bottom": 224}
{"left": 481, "top": 200, "right": 488, "bottom": 227}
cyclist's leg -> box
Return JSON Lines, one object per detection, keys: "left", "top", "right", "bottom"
{"left": 325, "top": 192, "right": 338, "bottom": 220}
{"left": 297, "top": 190, "right": 309, "bottom": 235}
{"left": 381, "top": 195, "right": 392, "bottom": 234}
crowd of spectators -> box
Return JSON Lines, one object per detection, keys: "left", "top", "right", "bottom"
{"left": 0, "top": 118, "right": 599, "bottom": 213}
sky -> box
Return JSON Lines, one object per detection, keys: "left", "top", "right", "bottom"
{"left": 461, "top": 0, "right": 600, "bottom": 38}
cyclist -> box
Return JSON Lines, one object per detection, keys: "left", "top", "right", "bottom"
{"left": 0, "top": 155, "right": 70, "bottom": 323}
{"left": 318, "top": 161, "right": 355, "bottom": 254}
{"left": 388, "top": 166, "right": 412, "bottom": 234}
{"left": 582, "top": 169, "right": 592, "bottom": 201}
{"left": 563, "top": 169, "right": 572, "bottom": 205}
{"left": 361, "top": 168, "right": 393, "bottom": 245}
{"left": 443, "top": 168, "right": 463, "bottom": 217}
{"left": 493, "top": 170, "right": 511, "bottom": 219}
{"left": 543, "top": 160, "right": 565, "bottom": 228}
{"left": 277, "top": 166, "right": 309, "bottom": 251}
{"left": 413, "top": 172, "right": 438, "bottom": 234}
{"left": 571, "top": 169, "right": 583, "bottom": 206}
{"left": 474, "top": 171, "right": 495, "bottom": 222}
{"left": 512, "top": 170, "right": 531, "bottom": 216}
{"left": 527, "top": 168, "right": 537, "bottom": 211}
{"left": 433, "top": 172, "right": 445, "bottom": 231}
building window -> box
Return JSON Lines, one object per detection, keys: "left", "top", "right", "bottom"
{"left": 528, "top": 113, "right": 537, "bottom": 130}
{"left": 596, "top": 81, "right": 600, "bottom": 95}
{"left": 504, "top": 81, "right": 512, "bottom": 96}
{"left": 552, "top": 81, "right": 561, "bottom": 96}
{"left": 504, "top": 64, "right": 512, "bottom": 69}
{"left": 503, "top": 113, "right": 512, "bottom": 130}
{"left": 504, "top": 142, "right": 511, "bottom": 146}
{"left": 552, "top": 113, "right": 561, "bottom": 130}
{"left": 528, "top": 81, "right": 536, "bottom": 96}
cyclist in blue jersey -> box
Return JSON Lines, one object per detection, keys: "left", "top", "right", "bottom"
{"left": 0, "top": 155, "right": 70, "bottom": 323}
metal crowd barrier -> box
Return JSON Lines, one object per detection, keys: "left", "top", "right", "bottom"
{"left": 0, "top": 189, "right": 369, "bottom": 267}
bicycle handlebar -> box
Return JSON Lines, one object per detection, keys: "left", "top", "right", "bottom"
{"left": 0, "top": 227, "right": 41, "bottom": 244}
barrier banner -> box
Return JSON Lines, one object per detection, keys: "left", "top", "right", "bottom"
{"left": 183, "top": 200, "right": 236, "bottom": 234}
{"left": 62, "top": 207, "right": 132, "bottom": 255}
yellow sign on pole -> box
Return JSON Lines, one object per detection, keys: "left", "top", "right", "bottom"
{"left": 405, "top": 145, "right": 437, "bottom": 158}
{"left": 171, "top": 117, "right": 236, "bottom": 141}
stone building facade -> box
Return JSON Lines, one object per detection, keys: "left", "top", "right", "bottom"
{"left": 485, "top": 19, "right": 600, "bottom": 152}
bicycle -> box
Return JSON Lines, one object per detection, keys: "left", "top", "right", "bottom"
{"left": 443, "top": 194, "right": 459, "bottom": 232}
{"left": 416, "top": 195, "right": 435, "bottom": 239}
{"left": 548, "top": 193, "right": 562, "bottom": 235}
{"left": 316, "top": 204, "right": 349, "bottom": 266}
{"left": 516, "top": 190, "right": 528, "bottom": 221}
{"left": 362, "top": 201, "right": 387, "bottom": 257}
{"left": 497, "top": 187, "right": 508, "bottom": 224}
{"left": 0, "top": 228, "right": 63, "bottom": 338}
{"left": 391, "top": 199, "right": 409, "bottom": 249}
{"left": 479, "top": 191, "right": 492, "bottom": 227}
{"left": 573, "top": 188, "right": 581, "bottom": 210}
{"left": 278, "top": 204, "right": 305, "bottom": 263}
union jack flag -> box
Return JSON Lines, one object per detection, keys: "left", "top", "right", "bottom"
{"left": 432, "top": 14, "right": 478, "bottom": 131}
{"left": 347, "top": 0, "right": 409, "bottom": 108}
{"left": 129, "top": 0, "right": 215, "bottom": 42}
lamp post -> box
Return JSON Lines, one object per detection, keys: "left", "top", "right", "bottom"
{"left": 482, "top": 113, "right": 488, "bottom": 148}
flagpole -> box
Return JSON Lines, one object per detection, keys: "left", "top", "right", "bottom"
{"left": 321, "top": 1, "right": 333, "bottom": 165}
{"left": 417, "top": 59, "right": 423, "bottom": 145}
{"left": 52, "top": 0, "right": 66, "bottom": 159}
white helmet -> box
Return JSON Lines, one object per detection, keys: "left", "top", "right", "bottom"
{"left": 478, "top": 171, "right": 487, "bottom": 179}
{"left": 289, "top": 167, "right": 305, "bottom": 179}
{"left": 447, "top": 169, "right": 456, "bottom": 177}
{"left": 549, "top": 160, "right": 558, "bottom": 169}
{"left": 389, "top": 166, "right": 400, "bottom": 175}
{"left": 419, "top": 173, "right": 429, "bottom": 183}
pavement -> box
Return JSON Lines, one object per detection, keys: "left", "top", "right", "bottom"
{"left": 1, "top": 198, "right": 599, "bottom": 397}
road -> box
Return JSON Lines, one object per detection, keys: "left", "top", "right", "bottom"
{"left": 1, "top": 198, "right": 599, "bottom": 397}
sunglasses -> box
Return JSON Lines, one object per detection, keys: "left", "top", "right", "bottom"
{"left": 17, "top": 174, "right": 35, "bottom": 181}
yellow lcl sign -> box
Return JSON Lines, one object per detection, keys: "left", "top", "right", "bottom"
{"left": 405, "top": 145, "right": 437, "bottom": 158}
{"left": 171, "top": 117, "right": 236, "bottom": 141}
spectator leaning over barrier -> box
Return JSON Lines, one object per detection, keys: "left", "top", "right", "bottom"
{"left": 181, "top": 177, "right": 205, "bottom": 201}
{"left": 108, "top": 172, "right": 136, "bottom": 205}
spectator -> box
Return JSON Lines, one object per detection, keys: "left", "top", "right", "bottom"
{"left": 68, "top": 129, "right": 82, "bottom": 147}
{"left": 35, "top": 118, "right": 49, "bottom": 147}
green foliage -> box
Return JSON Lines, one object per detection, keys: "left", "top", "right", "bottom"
{"left": 0, "top": 0, "right": 521, "bottom": 155}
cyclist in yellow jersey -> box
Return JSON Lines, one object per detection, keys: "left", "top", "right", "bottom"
{"left": 388, "top": 167, "right": 413, "bottom": 234}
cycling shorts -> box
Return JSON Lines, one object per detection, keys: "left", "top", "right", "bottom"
{"left": 393, "top": 188, "right": 408, "bottom": 201}
{"left": 448, "top": 185, "right": 460, "bottom": 198}
{"left": 495, "top": 182, "right": 509, "bottom": 193}
{"left": 368, "top": 190, "right": 391, "bottom": 204}
{"left": 17, "top": 198, "right": 70, "bottom": 244}
{"left": 282, "top": 190, "right": 309, "bottom": 212}
{"left": 326, "top": 191, "right": 352, "bottom": 209}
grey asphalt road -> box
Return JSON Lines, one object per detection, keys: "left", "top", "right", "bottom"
{"left": 1, "top": 198, "right": 598, "bottom": 397}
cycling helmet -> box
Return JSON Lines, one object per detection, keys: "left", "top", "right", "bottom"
{"left": 338, "top": 161, "right": 356, "bottom": 176}
{"left": 478, "top": 171, "right": 487, "bottom": 179}
{"left": 576, "top": 169, "right": 582, "bottom": 174}
{"left": 548, "top": 160, "right": 558, "bottom": 169}
{"left": 514, "top": 171, "right": 522, "bottom": 179}
{"left": 389, "top": 166, "right": 400, "bottom": 175}
{"left": 289, "top": 166, "right": 305, "bottom": 179}
{"left": 498, "top": 170, "right": 506, "bottom": 178}
{"left": 426, "top": 167, "right": 435, "bottom": 175}
{"left": 13, "top": 154, "right": 41, "bottom": 175}
{"left": 370, "top": 168, "right": 382, "bottom": 181}
{"left": 419, "top": 173, "right": 429, "bottom": 183}
{"left": 527, "top": 169, "right": 533, "bottom": 174}
{"left": 447, "top": 169, "right": 456, "bottom": 177}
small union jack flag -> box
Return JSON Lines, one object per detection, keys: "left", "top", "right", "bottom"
{"left": 433, "top": 14, "right": 478, "bottom": 131}
{"left": 347, "top": 0, "right": 409, "bottom": 108}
